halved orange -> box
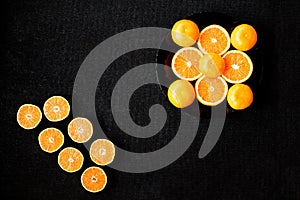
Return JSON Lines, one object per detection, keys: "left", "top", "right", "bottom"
{"left": 68, "top": 117, "right": 93, "bottom": 143}
{"left": 81, "top": 166, "right": 107, "bottom": 193}
{"left": 90, "top": 139, "right": 115, "bottom": 166}
{"left": 222, "top": 50, "right": 253, "bottom": 83}
{"left": 195, "top": 76, "right": 228, "bottom": 106}
{"left": 58, "top": 147, "right": 84, "bottom": 173}
{"left": 171, "top": 47, "right": 203, "bottom": 81}
{"left": 17, "top": 104, "right": 42, "bottom": 129}
{"left": 197, "top": 24, "right": 230, "bottom": 55}
{"left": 38, "top": 128, "right": 64, "bottom": 153}
{"left": 43, "top": 96, "right": 70, "bottom": 122}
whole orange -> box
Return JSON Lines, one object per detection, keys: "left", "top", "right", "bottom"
{"left": 199, "top": 53, "right": 225, "bottom": 78}
{"left": 167, "top": 80, "right": 195, "bottom": 108}
{"left": 171, "top": 19, "right": 200, "bottom": 47}
{"left": 230, "top": 24, "right": 257, "bottom": 51}
{"left": 227, "top": 84, "right": 253, "bottom": 110}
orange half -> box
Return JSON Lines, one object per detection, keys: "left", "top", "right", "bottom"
{"left": 68, "top": 117, "right": 93, "bottom": 143}
{"left": 38, "top": 128, "right": 64, "bottom": 153}
{"left": 43, "top": 96, "right": 70, "bottom": 122}
{"left": 195, "top": 76, "right": 228, "bottom": 106}
{"left": 197, "top": 24, "right": 230, "bottom": 55}
{"left": 171, "top": 47, "right": 203, "bottom": 81}
{"left": 58, "top": 147, "right": 84, "bottom": 173}
{"left": 81, "top": 166, "right": 107, "bottom": 193}
{"left": 222, "top": 50, "right": 253, "bottom": 83}
{"left": 17, "top": 104, "right": 42, "bottom": 129}
{"left": 90, "top": 139, "right": 115, "bottom": 166}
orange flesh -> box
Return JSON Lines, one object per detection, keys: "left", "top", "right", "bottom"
{"left": 223, "top": 52, "right": 251, "bottom": 81}
{"left": 197, "top": 77, "right": 226, "bottom": 103}
{"left": 58, "top": 147, "right": 83, "bottom": 172}
{"left": 200, "top": 27, "right": 229, "bottom": 54}
{"left": 68, "top": 118, "right": 93, "bottom": 143}
{"left": 39, "top": 128, "right": 64, "bottom": 153}
{"left": 90, "top": 139, "right": 115, "bottom": 166}
{"left": 173, "top": 49, "right": 202, "bottom": 79}
{"left": 17, "top": 104, "right": 42, "bottom": 129}
{"left": 43, "top": 96, "right": 70, "bottom": 121}
{"left": 81, "top": 167, "right": 107, "bottom": 192}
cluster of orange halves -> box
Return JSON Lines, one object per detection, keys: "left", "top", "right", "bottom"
{"left": 168, "top": 19, "right": 257, "bottom": 110}
{"left": 17, "top": 96, "right": 115, "bottom": 193}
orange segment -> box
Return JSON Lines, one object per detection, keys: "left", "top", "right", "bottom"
{"left": 197, "top": 24, "right": 230, "bottom": 55}
{"left": 58, "top": 147, "right": 84, "bottom": 173}
{"left": 90, "top": 139, "right": 115, "bottom": 166}
{"left": 171, "top": 19, "right": 200, "bottom": 47}
{"left": 171, "top": 47, "right": 203, "bottom": 81}
{"left": 222, "top": 50, "right": 253, "bottom": 83}
{"left": 81, "top": 166, "right": 107, "bottom": 193}
{"left": 195, "top": 76, "right": 228, "bottom": 106}
{"left": 38, "top": 128, "right": 64, "bottom": 153}
{"left": 68, "top": 117, "right": 93, "bottom": 143}
{"left": 231, "top": 24, "right": 257, "bottom": 51}
{"left": 227, "top": 84, "right": 253, "bottom": 110}
{"left": 43, "top": 96, "right": 70, "bottom": 122}
{"left": 17, "top": 104, "right": 42, "bottom": 129}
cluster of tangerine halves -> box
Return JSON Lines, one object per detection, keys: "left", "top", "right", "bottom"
{"left": 17, "top": 96, "right": 115, "bottom": 193}
{"left": 168, "top": 19, "right": 257, "bottom": 110}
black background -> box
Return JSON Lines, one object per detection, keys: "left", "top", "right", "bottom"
{"left": 2, "top": 0, "right": 300, "bottom": 199}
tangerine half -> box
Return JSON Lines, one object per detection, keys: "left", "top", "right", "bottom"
{"left": 17, "top": 104, "right": 42, "bottom": 130}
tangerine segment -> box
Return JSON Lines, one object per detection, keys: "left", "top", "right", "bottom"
{"left": 90, "top": 139, "right": 115, "bottom": 166}
{"left": 17, "top": 104, "right": 42, "bottom": 129}
{"left": 38, "top": 128, "right": 64, "bottom": 153}
{"left": 43, "top": 96, "right": 70, "bottom": 122}
{"left": 171, "top": 19, "right": 200, "bottom": 47}
{"left": 68, "top": 117, "right": 93, "bottom": 143}
{"left": 81, "top": 166, "right": 107, "bottom": 193}
{"left": 197, "top": 24, "right": 230, "bottom": 55}
{"left": 231, "top": 24, "right": 257, "bottom": 51}
{"left": 227, "top": 84, "right": 253, "bottom": 110}
{"left": 195, "top": 76, "right": 228, "bottom": 106}
{"left": 167, "top": 80, "right": 196, "bottom": 108}
{"left": 171, "top": 47, "right": 203, "bottom": 81}
{"left": 222, "top": 50, "right": 253, "bottom": 83}
{"left": 58, "top": 147, "right": 84, "bottom": 173}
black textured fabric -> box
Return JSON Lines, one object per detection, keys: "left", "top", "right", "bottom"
{"left": 2, "top": 0, "right": 300, "bottom": 199}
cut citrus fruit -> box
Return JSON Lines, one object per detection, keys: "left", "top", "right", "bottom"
{"left": 199, "top": 53, "right": 225, "bottom": 78}
{"left": 167, "top": 80, "right": 195, "bottom": 108}
{"left": 43, "top": 96, "right": 70, "bottom": 122}
{"left": 195, "top": 76, "right": 228, "bottom": 106}
{"left": 231, "top": 24, "right": 257, "bottom": 51}
{"left": 227, "top": 84, "right": 253, "bottom": 110}
{"left": 58, "top": 147, "right": 84, "bottom": 173}
{"left": 222, "top": 50, "right": 253, "bottom": 83}
{"left": 171, "top": 47, "right": 203, "bottom": 81}
{"left": 197, "top": 24, "right": 230, "bottom": 55}
{"left": 171, "top": 19, "right": 200, "bottom": 47}
{"left": 81, "top": 166, "right": 107, "bottom": 193}
{"left": 17, "top": 104, "right": 42, "bottom": 129}
{"left": 68, "top": 117, "right": 93, "bottom": 143}
{"left": 38, "top": 128, "right": 64, "bottom": 153}
{"left": 90, "top": 139, "right": 115, "bottom": 166}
